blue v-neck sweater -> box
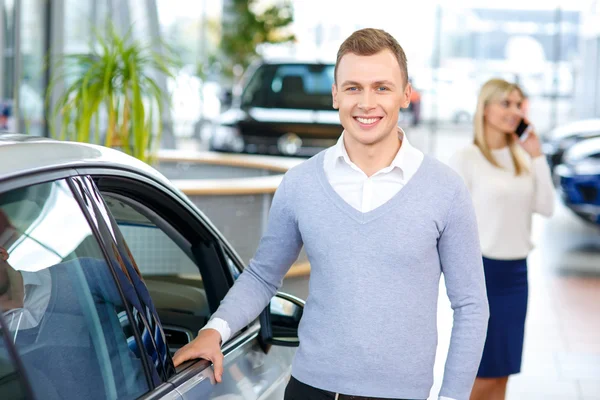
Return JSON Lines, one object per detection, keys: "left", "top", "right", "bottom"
{"left": 212, "top": 151, "right": 489, "bottom": 400}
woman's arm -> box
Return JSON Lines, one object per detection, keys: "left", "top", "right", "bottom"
{"left": 531, "top": 155, "right": 555, "bottom": 217}
{"left": 518, "top": 131, "right": 555, "bottom": 217}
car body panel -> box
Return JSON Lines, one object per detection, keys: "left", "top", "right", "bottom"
{"left": 0, "top": 134, "right": 169, "bottom": 187}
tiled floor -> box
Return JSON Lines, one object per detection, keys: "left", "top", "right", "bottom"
{"left": 278, "top": 125, "right": 600, "bottom": 399}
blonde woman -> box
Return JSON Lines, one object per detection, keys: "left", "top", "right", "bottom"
{"left": 449, "top": 79, "right": 555, "bottom": 400}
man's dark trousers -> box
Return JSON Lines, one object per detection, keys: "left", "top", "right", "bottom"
{"left": 284, "top": 376, "right": 424, "bottom": 400}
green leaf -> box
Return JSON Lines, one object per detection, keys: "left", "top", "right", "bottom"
{"left": 46, "top": 21, "right": 180, "bottom": 163}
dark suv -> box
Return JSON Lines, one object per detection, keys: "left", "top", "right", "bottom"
{"left": 208, "top": 59, "right": 342, "bottom": 157}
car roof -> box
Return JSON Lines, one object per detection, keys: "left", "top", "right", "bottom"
{"left": 0, "top": 133, "right": 171, "bottom": 186}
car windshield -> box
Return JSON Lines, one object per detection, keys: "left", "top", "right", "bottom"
{"left": 241, "top": 63, "right": 335, "bottom": 111}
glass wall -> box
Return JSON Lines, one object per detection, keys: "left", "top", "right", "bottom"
{"left": 19, "top": 0, "right": 46, "bottom": 136}
{"left": 433, "top": 6, "right": 580, "bottom": 133}
{"left": 575, "top": 1, "right": 600, "bottom": 119}
{"left": 64, "top": 0, "right": 94, "bottom": 53}
{"left": 290, "top": 1, "right": 598, "bottom": 135}
{"left": 0, "top": 0, "right": 597, "bottom": 140}
{"left": 0, "top": 0, "right": 179, "bottom": 138}
{"left": 1, "top": 0, "right": 17, "bottom": 132}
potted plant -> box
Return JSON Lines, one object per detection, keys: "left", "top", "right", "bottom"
{"left": 47, "top": 25, "right": 180, "bottom": 164}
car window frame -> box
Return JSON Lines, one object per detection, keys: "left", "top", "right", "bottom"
{"left": 91, "top": 175, "right": 234, "bottom": 304}
{"left": 83, "top": 170, "right": 265, "bottom": 365}
{"left": 69, "top": 176, "right": 168, "bottom": 386}
{"left": 79, "top": 177, "right": 193, "bottom": 381}
{"left": 77, "top": 167, "right": 249, "bottom": 290}
{"left": 74, "top": 167, "right": 243, "bottom": 267}
{"left": 0, "top": 171, "right": 158, "bottom": 397}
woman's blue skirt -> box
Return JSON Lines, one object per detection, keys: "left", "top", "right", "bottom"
{"left": 477, "top": 256, "right": 528, "bottom": 378}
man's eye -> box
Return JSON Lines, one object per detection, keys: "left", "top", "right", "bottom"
{"left": 346, "top": 87, "right": 358, "bottom": 91}
{"left": 377, "top": 86, "right": 389, "bottom": 91}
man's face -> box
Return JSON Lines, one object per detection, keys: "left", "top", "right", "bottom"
{"left": 332, "top": 50, "right": 411, "bottom": 147}
{"left": 0, "top": 247, "right": 10, "bottom": 296}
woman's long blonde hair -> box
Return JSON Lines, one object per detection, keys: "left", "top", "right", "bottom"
{"left": 473, "top": 78, "right": 529, "bottom": 175}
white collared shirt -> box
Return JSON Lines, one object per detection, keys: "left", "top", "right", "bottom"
{"left": 4, "top": 269, "right": 52, "bottom": 335}
{"left": 323, "top": 127, "right": 424, "bottom": 212}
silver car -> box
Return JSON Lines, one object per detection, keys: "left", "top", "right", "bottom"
{"left": 0, "top": 134, "right": 303, "bottom": 400}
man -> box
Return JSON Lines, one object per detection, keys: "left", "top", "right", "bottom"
{"left": 174, "top": 28, "right": 489, "bottom": 400}
{"left": 0, "top": 245, "right": 52, "bottom": 335}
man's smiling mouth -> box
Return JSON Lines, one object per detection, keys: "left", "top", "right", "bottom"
{"left": 354, "top": 117, "right": 382, "bottom": 125}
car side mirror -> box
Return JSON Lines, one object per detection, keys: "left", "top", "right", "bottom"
{"left": 258, "top": 292, "right": 304, "bottom": 352}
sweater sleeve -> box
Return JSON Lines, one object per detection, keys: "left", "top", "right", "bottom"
{"left": 531, "top": 156, "right": 555, "bottom": 217}
{"left": 210, "top": 175, "right": 303, "bottom": 336}
{"left": 438, "top": 182, "right": 489, "bottom": 400}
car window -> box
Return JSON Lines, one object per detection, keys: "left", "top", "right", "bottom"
{"left": 242, "top": 63, "right": 335, "bottom": 110}
{"left": 0, "top": 181, "right": 151, "bottom": 400}
{"left": 102, "top": 194, "right": 201, "bottom": 279}
{"left": 241, "top": 65, "right": 266, "bottom": 108}
{"left": 101, "top": 193, "right": 212, "bottom": 353}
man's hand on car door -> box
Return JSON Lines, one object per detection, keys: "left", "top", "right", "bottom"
{"left": 173, "top": 328, "right": 224, "bottom": 383}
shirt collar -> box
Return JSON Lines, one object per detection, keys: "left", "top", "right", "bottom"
{"left": 330, "top": 127, "right": 421, "bottom": 179}
{"left": 20, "top": 270, "right": 45, "bottom": 288}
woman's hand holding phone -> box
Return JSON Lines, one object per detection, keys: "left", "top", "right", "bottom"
{"left": 514, "top": 118, "right": 542, "bottom": 158}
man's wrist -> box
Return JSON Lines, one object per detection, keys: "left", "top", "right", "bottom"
{"left": 200, "top": 318, "right": 231, "bottom": 344}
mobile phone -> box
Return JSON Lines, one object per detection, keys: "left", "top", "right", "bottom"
{"left": 515, "top": 119, "right": 532, "bottom": 142}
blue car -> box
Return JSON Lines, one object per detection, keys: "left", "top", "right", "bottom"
{"left": 555, "top": 137, "right": 600, "bottom": 226}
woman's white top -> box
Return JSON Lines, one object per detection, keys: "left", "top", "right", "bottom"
{"left": 449, "top": 144, "right": 555, "bottom": 260}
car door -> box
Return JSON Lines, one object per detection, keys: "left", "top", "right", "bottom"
{"left": 0, "top": 177, "right": 177, "bottom": 400}
{"left": 83, "top": 171, "right": 296, "bottom": 399}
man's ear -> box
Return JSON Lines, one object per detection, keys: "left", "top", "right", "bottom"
{"left": 401, "top": 82, "right": 412, "bottom": 109}
{"left": 332, "top": 83, "right": 339, "bottom": 109}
